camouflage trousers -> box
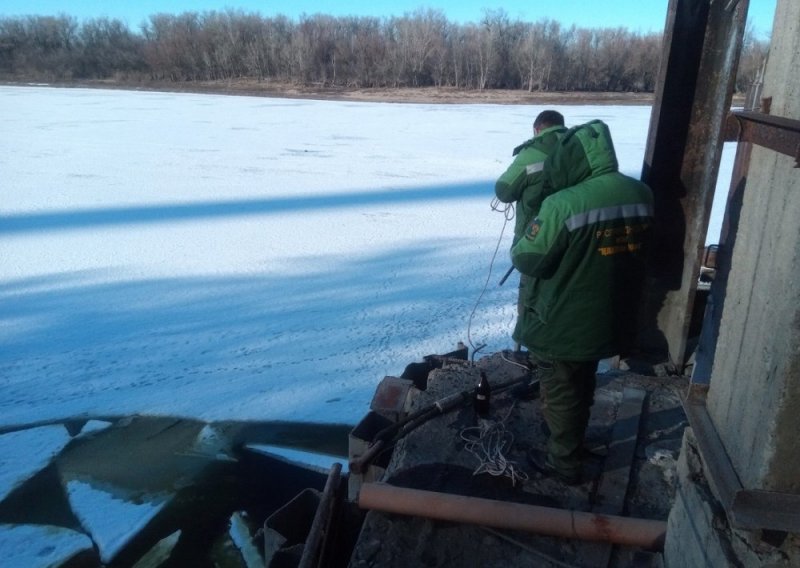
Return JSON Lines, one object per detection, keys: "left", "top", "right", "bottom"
{"left": 532, "top": 355, "right": 599, "bottom": 477}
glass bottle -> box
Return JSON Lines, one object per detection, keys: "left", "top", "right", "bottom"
{"left": 474, "top": 371, "right": 491, "bottom": 417}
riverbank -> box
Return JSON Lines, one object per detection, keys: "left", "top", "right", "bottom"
{"left": 1, "top": 78, "right": 661, "bottom": 105}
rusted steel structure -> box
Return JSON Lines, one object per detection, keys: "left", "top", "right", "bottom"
{"left": 725, "top": 111, "right": 800, "bottom": 167}
{"left": 658, "top": 0, "right": 800, "bottom": 544}
{"left": 641, "top": 0, "right": 750, "bottom": 370}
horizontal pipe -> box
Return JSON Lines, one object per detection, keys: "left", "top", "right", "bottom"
{"left": 358, "top": 483, "right": 666, "bottom": 551}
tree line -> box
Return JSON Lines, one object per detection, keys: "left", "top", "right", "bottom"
{"left": 0, "top": 9, "right": 768, "bottom": 93}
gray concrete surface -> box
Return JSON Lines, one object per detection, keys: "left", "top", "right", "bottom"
{"left": 706, "top": 0, "right": 800, "bottom": 492}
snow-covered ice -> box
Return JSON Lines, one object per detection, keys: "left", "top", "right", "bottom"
{"left": 0, "top": 523, "right": 94, "bottom": 568}
{"left": 0, "top": 426, "right": 71, "bottom": 501}
{"left": 66, "top": 479, "right": 169, "bottom": 563}
{"left": 1, "top": 86, "right": 733, "bottom": 429}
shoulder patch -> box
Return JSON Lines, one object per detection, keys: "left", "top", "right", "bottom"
{"left": 525, "top": 218, "right": 542, "bottom": 240}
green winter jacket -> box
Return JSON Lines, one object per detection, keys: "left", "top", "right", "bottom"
{"left": 511, "top": 120, "right": 654, "bottom": 361}
{"left": 495, "top": 125, "right": 567, "bottom": 244}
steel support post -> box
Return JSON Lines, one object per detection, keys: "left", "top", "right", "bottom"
{"left": 640, "top": 0, "right": 750, "bottom": 371}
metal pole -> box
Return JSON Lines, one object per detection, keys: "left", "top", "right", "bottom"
{"left": 299, "top": 462, "right": 342, "bottom": 568}
{"left": 640, "top": 0, "right": 751, "bottom": 370}
{"left": 358, "top": 482, "right": 667, "bottom": 551}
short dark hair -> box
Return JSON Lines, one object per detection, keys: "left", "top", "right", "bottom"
{"left": 534, "top": 110, "right": 565, "bottom": 130}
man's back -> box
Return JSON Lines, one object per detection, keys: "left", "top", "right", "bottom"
{"left": 511, "top": 120, "right": 654, "bottom": 360}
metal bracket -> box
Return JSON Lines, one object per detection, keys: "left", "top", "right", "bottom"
{"left": 725, "top": 111, "right": 800, "bottom": 168}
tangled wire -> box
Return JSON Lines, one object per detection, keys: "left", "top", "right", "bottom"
{"left": 460, "top": 401, "right": 528, "bottom": 486}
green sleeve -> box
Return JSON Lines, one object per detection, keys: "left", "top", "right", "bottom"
{"left": 494, "top": 145, "right": 548, "bottom": 204}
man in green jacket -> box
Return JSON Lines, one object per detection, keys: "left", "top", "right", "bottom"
{"left": 511, "top": 120, "right": 654, "bottom": 484}
{"left": 495, "top": 110, "right": 567, "bottom": 345}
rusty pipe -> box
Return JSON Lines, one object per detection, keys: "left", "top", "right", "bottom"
{"left": 358, "top": 483, "right": 666, "bottom": 551}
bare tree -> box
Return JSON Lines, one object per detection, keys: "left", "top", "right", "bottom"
{"left": 595, "top": 28, "right": 632, "bottom": 91}
{"left": 0, "top": 10, "right": 769, "bottom": 95}
{"left": 293, "top": 14, "right": 340, "bottom": 85}
{"left": 625, "top": 32, "right": 662, "bottom": 91}
{"left": 77, "top": 17, "right": 145, "bottom": 78}
{"left": 141, "top": 13, "right": 206, "bottom": 81}
{"left": 253, "top": 15, "right": 295, "bottom": 81}
{"left": 512, "top": 19, "right": 564, "bottom": 91}
{"left": 0, "top": 15, "right": 80, "bottom": 79}
{"left": 736, "top": 23, "right": 769, "bottom": 94}
{"left": 334, "top": 16, "right": 385, "bottom": 87}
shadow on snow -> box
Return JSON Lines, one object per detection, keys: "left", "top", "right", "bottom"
{"left": 1, "top": 181, "right": 491, "bottom": 234}
{"left": 0, "top": 242, "right": 518, "bottom": 427}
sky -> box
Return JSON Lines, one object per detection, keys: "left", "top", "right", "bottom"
{"left": 0, "top": 0, "right": 778, "bottom": 39}
{"left": 0, "top": 84, "right": 737, "bottom": 566}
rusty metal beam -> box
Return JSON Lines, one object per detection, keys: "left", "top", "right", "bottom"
{"left": 640, "top": 0, "right": 750, "bottom": 370}
{"left": 683, "top": 385, "right": 741, "bottom": 510}
{"left": 683, "top": 385, "right": 800, "bottom": 532}
{"left": 299, "top": 462, "right": 342, "bottom": 568}
{"left": 725, "top": 111, "right": 800, "bottom": 166}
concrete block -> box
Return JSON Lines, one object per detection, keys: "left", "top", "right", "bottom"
{"left": 370, "top": 376, "right": 414, "bottom": 422}
{"left": 706, "top": 0, "right": 800, "bottom": 493}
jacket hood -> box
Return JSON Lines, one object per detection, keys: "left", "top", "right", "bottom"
{"left": 543, "top": 120, "right": 619, "bottom": 192}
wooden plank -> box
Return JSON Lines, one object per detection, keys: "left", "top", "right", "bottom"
{"left": 595, "top": 387, "right": 647, "bottom": 514}
{"left": 578, "top": 386, "right": 647, "bottom": 568}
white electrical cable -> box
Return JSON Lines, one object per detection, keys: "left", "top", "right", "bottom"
{"left": 499, "top": 350, "right": 532, "bottom": 372}
{"left": 466, "top": 198, "right": 515, "bottom": 361}
{"left": 460, "top": 401, "right": 528, "bottom": 486}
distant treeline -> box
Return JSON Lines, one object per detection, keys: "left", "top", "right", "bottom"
{"left": 0, "top": 9, "right": 769, "bottom": 93}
